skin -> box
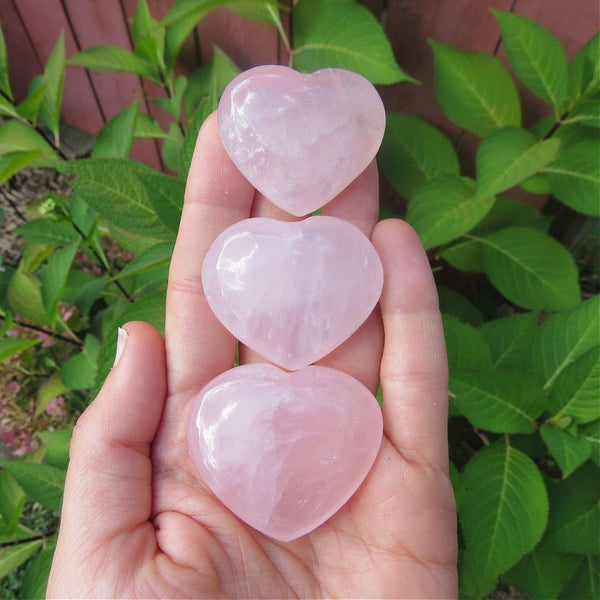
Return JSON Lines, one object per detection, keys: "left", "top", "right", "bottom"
{"left": 47, "top": 113, "right": 458, "bottom": 599}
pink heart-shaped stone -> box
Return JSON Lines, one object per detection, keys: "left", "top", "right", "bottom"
{"left": 202, "top": 216, "right": 383, "bottom": 371}
{"left": 188, "top": 363, "right": 383, "bottom": 541}
{"left": 218, "top": 65, "right": 386, "bottom": 216}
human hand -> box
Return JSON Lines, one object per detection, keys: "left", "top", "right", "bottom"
{"left": 47, "top": 112, "right": 457, "bottom": 599}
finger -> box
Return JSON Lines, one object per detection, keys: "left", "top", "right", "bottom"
{"left": 56, "top": 322, "right": 166, "bottom": 548}
{"left": 166, "top": 111, "right": 255, "bottom": 395}
{"left": 372, "top": 219, "right": 449, "bottom": 470}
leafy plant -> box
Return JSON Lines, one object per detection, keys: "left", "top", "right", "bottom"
{"left": 0, "top": 2, "right": 598, "bottom": 598}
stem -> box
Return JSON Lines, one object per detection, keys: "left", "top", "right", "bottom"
{"left": 0, "top": 315, "right": 83, "bottom": 347}
{"left": 159, "top": 73, "right": 186, "bottom": 138}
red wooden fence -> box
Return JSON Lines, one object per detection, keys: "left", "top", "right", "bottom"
{"left": 1, "top": 0, "right": 597, "bottom": 175}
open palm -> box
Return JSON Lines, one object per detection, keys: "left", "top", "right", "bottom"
{"left": 48, "top": 113, "right": 457, "bottom": 599}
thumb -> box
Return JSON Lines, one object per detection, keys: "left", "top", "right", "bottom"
{"left": 58, "top": 321, "right": 166, "bottom": 546}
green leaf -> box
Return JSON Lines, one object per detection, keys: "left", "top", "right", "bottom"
{"left": 152, "top": 75, "right": 187, "bottom": 120}
{"left": 67, "top": 46, "right": 161, "bottom": 83}
{"left": 0, "top": 470, "right": 25, "bottom": 533}
{"left": 92, "top": 99, "right": 140, "bottom": 158}
{"left": 36, "top": 374, "right": 68, "bottom": 418}
{"left": 582, "top": 420, "right": 600, "bottom": 467}
{"left": 0, "top": 540, "right": 42, "bottom": 581}
{"left": 505, "top": 546, "right": 582, "bottom": 600}
{"left": 134, "top": 112, "right": 168, "bottom": 140}
{"left": 38, "top": 429, "right": 72, "bottom": 470}
{"left": 0, "top": 25, "right": 12, "bottom": 99}
{"left": 228, "top": 0, "right": 281, "bottom": 26}
{"left": 378, "top": 113, "right": 459, "bottom": 199}
{"left": 0, "top": 120, "right": 54, "bottom": 156}
{"left": 458, "top": 549, "right": 497, "bottom": 599}
{"left": 39, "top": 30, "right": 66, "bottom": 145}
{"left": 17, "top": 218, "right": 79, "bottom": 247}
{"left": 544, "top": 462, "right": 599, "bottom": 554}
{"left": 545, "top": 141, "right": 600, "bottom": 216}
{"left": 460, "top": 442, "right": 548, "bottom": 578}
{"left": 180, "top": 96, "right": 214, "bottom": 180}
{"left": 0, "top": 151, "right": 46, "bottom": 187}
{"left": 549, "top": 348, "right": 600, "bottom": 425}
{"left": 541, "top": 424, "right": 592, "bottom": 478}
{"left": 16, "top": 77, "right": 48, "bottom": 124}
{"left": 7, "top": 270, "right": 49, "bottom": 326}
{"left": 59, "top": 159, "right": 169, "bottom": 237}
{"left": 475, "top": 127, "right": 560, "bottom": 200}
{"left": 0, "top": 462, "right": 65, "bottom": 511}
{"left": 569, "top": 32, "right": 600, "bottom": 101}
{"left": 451, "top": 368, "right": 546, "bottom": 433}
{"left": 0, "top": 94, "right": 20, "bottom": 119}
{"left": 113, "top": 241, "right": 174, "bottom": 283}
{"left": 437, "top": 287, "right": 483, "bottom": 327}
{"left": 478, "top": 311, "right": 539, "bottom": 368}
{"left": 63, "top": 272, "right": 107, "bottom": 317}
{"left": 59, "top": 334, "right": 99, "bottom": 390}
{"left": 20, "top": 537, "right": 56, "bottom": 600}
{"left": 571, "top": 98, "right": 600, "bottom": 128}
{"left": 492, "top": 9, "right": 569, "bottom": 111}
{"left": 161, "top": 122, "right": 184, "bottom": 171}
{"left": 448, "top": 461, "right": 464, "bottom": 511}
{"left": 526, "top": 295, "right": 600, "bottom": 390}
{"left": 560, "top": 555, "right": 600, "bottom": 600}
{"left": 443, "top": 315, "right": 492, "bottom": 371}
{"left": 132, "top": 0, "right": 166, "bottom": 74}
{"left": 0, "top": 337, "right": 42, "bottom": 363}
{"left": 293, "top": 0, "right": 413, "bottom": 85}
{"left": 40, "top": 244, "right": 79, "bottom": 321}
{"left": 136, "top": 171, "right": 184, "bottom": 233}
{"left": 480, "top": 226, "right": 580, "bottom": 311}
{"left": 408, "top": 176, "right": 495, "bottom": 250}
{"left": 429, "top": 40, "right": 521, "bottom": 137}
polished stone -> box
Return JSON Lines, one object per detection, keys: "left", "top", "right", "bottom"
{"left": 218, "top": 65, "right": 386, "bottom": 216}
{"left": 202, "top": 216, "right": 383, "bottom": 370}
{"left": 188, "top": 363, "right": 383, "bottom": 541}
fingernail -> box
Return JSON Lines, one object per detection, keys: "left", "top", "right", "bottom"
{"left": 113, "top": 327, "right": 128, "bottom": 367}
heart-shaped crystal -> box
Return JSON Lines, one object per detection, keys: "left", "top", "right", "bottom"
{"left": 188, "top": 363, "right": 383, "bottom": 541}
{"left": 218, "top": 65, "right": 386, "bottom": 216}
{"left": 202, "top": 216, "right": 383, "bottom": 370}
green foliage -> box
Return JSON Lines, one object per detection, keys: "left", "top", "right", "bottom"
{"left": 0, "top": 4, "right": 597, "bottom": 598}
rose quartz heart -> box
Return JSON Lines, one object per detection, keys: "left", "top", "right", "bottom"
{"left": 218, "top": 65, "right": 386, "bottom": 216}
{"left": 188, "top": 363, "right": 383, "bottom": 541}
{"left": 202, "top": 216, "right": 383, "bottom": 370}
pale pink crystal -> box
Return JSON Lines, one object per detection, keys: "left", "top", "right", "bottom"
{"left": 218, "top": 65, "right": 386, "bottom": 216}
{"left": 202, "top": 216, "right": 383, "bottom": 370}
{"left": 188, "top": 363, "right": 383, "bottom": 541}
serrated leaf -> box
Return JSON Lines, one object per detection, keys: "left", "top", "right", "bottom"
{"left": 67, "top": 46, "right": 160, "bottom": 83}
{"left": 136, "top": 171, "right": 184, "bottom": 233}
{"left": 132, "top": 0, "right": 166, "bottom": 74}
{"left": 571, "top": 98, "right": 600, "bottom": 128}
{"left": 475, "top": 127, "right": 560, "bottom": 200}
{"left": 161, "top": 122, "right": 183, "bottom": 171}
{"left": 134, "top": 112, "right": 168, "bottom": 140}
{"left": 59, "top": 334, "right": 99, "bottom": 390}
{"left": 560, "top": 555, "right": 600, "bottom": 600}
{"left": 545, "top": 141, "right": 600, "bottom": 216}
{"left": 63, "top": 272, "right": 107, "bottom": 317}
{"left": 17, "top": 219, "right": 79, "bottom": 247}
{"left": 458, "top": 548, "right": 497, "bottom": 599}
{"left": 0, "top": 470, "right": 25, "bottom": 533}
{"left": 493, "top": 9, "right": 569, "bottom": 111}
{"left": 430, "top": 40, "right": 521, "bottom": 137}
{"left": 0, "top": 462, "right": 65, "bottom": 511}
{"left": 38, "top": 429, "right": 72, "bottom": 470}
{"left": 443, "top": 315, "right": 492, "bottom": 371}
{"left": 0, "top": 337, "right": 42, "bottom": 363}
{"left": 544, "top": 462, "right": 599, "bottom": 554}
{"left": 526, "top": 295, "right": 600, "bottom": 390}
{"left": 7, "top": 270, "right": 49, "bottom": 326}
{"left": 378, "top": 113, "right": 459, "bottom": 199}
{"left": 505, "top": 546, "right": 582, "bottom": 600}
{"left": 113, "top": 241, "right": 173, "bottom": 283}
{"left": 478, "top": 311, "right": 539, "bottom": 368}
{"left": 408, "top": 176, "right": 495, "bottom": 250}
{"left": 40, "top": 244, "right": 78, "bottom": 321}
{"left": 451, "top": 367, "right": 546, "bottom": 433}
{"left": 437, "top": 287, "right": 483, "bottom": 327}
{"left": 569, "top": 32, "right": 600, "bottom": 101}
{"left": 0, "top": 25, "right": 12, "bottom": 99}
{"left": 0, "top": 120, "right": 54, "bottom": 156}
{"left": 0, "top": 540, "right": 42, "bottom": 581}
{"left": 92, "top": 99, "right": 140, "bottom": 158}
{"left": 180, "top": 96, "right": 214, "bottom": 180}
{"left": 461, "top": 442, "right": 549, "bottom": 578}
{"left": 549, "top": 348, "right": 600, "bottom": 425}
{"left": 293, "top": 0, "right": 412, "bottom": 85}
{"left": 39, "top": 30, "right": 65, "bottom": 145}
{"left": 480, "top": 226, "right": 580, "bottom": 311}
{"left": 59, "top": 159, "right": 169, "bottom": 237}
{"left": 541, "top": 424, "right": 592, "bottom": 478}
{"left": 20, "top": 536, "right": 56, "bottom": 600}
